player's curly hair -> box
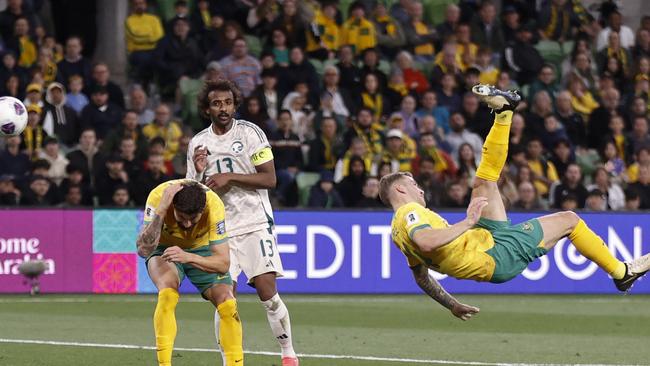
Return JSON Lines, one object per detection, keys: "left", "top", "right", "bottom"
{"left": 197, "top": 78, "right": 243, "bottom": 118}
{"left": 173, "top": 182, "right": 207, "bottom": 215}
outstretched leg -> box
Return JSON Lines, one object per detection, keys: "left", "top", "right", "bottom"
{"left": 537, "top": 211, "right": 650, "bottom": 291}
{"left": 471, "top": 110, "right": 514, "bottom": 222}
{"left": 471, "top": 85, "right": 520, "bottom": 222}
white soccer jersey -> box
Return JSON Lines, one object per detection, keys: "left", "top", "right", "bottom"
{"left": 187, "top": 119, "right": 275, "bottom": 237}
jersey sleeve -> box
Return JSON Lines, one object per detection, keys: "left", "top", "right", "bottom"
{"left": 405, "top": 252, "right": 421, "bottom": 267}
{"left": 401, "top": 204, "right": 432, "bottom": 240}
{"left": 206, "top": 192, "right": 228, "bottom": 245}
{"left": 143, "top": 186, "right": 163, "bottom": 223}
{"left": 246, "top": 123, "right": 274, "bottom": 166}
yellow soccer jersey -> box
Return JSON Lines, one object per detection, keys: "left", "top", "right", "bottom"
{"left": 391, "top": 202, "right": 496, "bottom": 282}
{"left": 143, "top": 179, "right": 227, "bottom": 249}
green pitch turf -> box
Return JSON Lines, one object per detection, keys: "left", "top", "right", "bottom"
{"left": 0, "top": 294, "right": 648, "bottom": 366}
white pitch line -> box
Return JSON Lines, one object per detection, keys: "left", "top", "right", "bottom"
{"left": 0, "top": 338, "right": 641, "bottom": 366}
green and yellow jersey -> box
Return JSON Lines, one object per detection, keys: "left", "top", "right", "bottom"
{"left": 391, "top": 202, "right": 496, "bottom": 281}
{"left": 143, "top": 179, "right": 227, "bottom": 250}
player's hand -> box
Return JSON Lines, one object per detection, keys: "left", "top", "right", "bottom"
{"left": 193, "top": 146, "right": 209, "bottom": 174}
{"left": 161, "top": 246, "right": 191, "bottom": 264}
{"left": 205, "top": 173, "right": 232, "bottom": 192}
{"left": 157, "top": 183, "right": 183, "bottom": 216}
{"left": 451, "top": 302, "right": 480, "bottom": 321}
{"left": 465, "top": 196, "right": 488, "bottom": 226}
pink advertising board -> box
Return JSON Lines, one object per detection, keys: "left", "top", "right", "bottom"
{"left": 0, "top": 210, "right": 93, "bottom": 293}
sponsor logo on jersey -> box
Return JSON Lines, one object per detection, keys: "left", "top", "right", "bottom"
{"left": 522, "top": 222, "right": 533, "bottom": 232}
{"left": 231, "top": 141, "right": 244, "bottom": 154}
{"left": 216, "top": 220, "right": 226, "bottom": 235}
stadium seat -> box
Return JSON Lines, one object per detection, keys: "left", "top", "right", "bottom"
{"left": 310, "top": 58, "right": 325, "bottom": 76}
{"left": 378, "top": 59, "right": 391, "bottom": 76}
{"left": 338, "top": 0, "right": 355, "bottom": 20}
{"left": 179, "top": 77, "right": 204, "bottom": 132}
{"left": 244, "top": 35, "right": 263, "bottom": 58}
{"left": 296, "top": 172, "right": 321, "bottom": 207}
{"left": 535, "top": 40, "right": 574, "bottom": 71}
{"left": 520, "top": 84, "right": 530, "bottom": 100}
{"left": 423, "top": 0, "right": 456, "bottom": 26}
{"left": 156, "top": 0, "right": 195, "bottom": 21}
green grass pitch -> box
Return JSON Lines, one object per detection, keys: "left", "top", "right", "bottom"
{"left": 0, "top": 294, "right": 648, "bottom": 366}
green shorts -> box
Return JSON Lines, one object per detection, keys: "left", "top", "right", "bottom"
{"left": 478, "top": 217, "right": 548, "bottom": 284}
{"left": 145, "top": 245, "right": 233, "bottom": 295}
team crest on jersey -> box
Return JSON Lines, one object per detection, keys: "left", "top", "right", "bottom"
{"left": 231, "top": 141, "right": 244, "bottom": 154}
{"left": 522, "top": 222, "right": 533, "bottom": 232}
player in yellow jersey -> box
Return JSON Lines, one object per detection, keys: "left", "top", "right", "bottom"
{"left": 380, "top": 85, "right": 650, "bottom": 320}
{"left": 136, "top": 179, "right": 244, "bottom": 365}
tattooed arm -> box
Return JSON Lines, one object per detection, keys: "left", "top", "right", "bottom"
{"left": 411, "top": 264, "right": 480, "bottom": 321}
{"left": 136, "top": 214, "right": 164, "bottom": 258}
{"left": 136, "top": 184, "right": 183, "bottom": 258}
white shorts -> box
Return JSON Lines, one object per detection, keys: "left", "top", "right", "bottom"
{"left": 228, "top": 228, "right": 284, "bottom": 284}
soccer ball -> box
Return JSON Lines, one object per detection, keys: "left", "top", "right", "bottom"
{"left": 0, "top": 96, "right": 28, "bottom": 136}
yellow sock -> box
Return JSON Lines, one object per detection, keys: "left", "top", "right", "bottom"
{"left": 154, "top": 288, "right": 179, "bottom": 366}
{"left": 476, "top": 110, "right": 513, "bottom": 182}
{"left": 218, "top": 298, "right": 244, "bottom": 366}
{"left": 569, "top": 220, "right": 626, "bottom": 279}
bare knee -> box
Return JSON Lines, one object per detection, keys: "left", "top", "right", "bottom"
{"left": 560, "top": 211, "right": 581, "bottom": 233}
{"left": 206, "top": 284, "right": 234, "bottom": 305}
{"left": 254, "top": 273, "right": 278, "bottom": 301}
{"left": 472, "top": 177, "right": 490, "bottom": 190}
{"left": 154, "top": 281, "right": 179, "bottom": 291}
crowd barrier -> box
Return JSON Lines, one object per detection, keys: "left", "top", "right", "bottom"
{"left": 0, "top": 209, "right": 648, "bottom": 294}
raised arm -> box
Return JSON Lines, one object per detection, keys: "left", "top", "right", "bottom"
{"left": 136, "top": 184, "right": 183, "bottom": 258}
{"left": 411, "top": 197, "right": 488, "bottom": 253}
{"left": 136, "top": 214, "right": 165, "bottom": 258}
{"left": 411, "top": 264, "right": 479, "bottom": 321}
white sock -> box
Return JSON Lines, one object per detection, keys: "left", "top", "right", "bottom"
{"left": 214, "top": 310, "right": 227, "bottom": 365}
{"left": 261, "top": 293, "right": 296, "bottom": 358}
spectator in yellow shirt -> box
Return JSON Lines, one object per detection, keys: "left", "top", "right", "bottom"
{"left": 6, "top": 17, "right": 37, "bottom": 68}
{"left": 125, "top": 0, "right": 164, "bottom": 85}
{"left": 305, "top": 2, "right": 339, "bottom": 60}
{"left": 378, "top": 129, "right": 416, "bottom": 173}
{"left": 473, "top": 47, "right": 499, "bottom": 85}
{"left": 340, "top": 1, "right": 377, "bottom": 55}
{"left": 526, "top": 138, "right": 559, "bottom": 198}
{"left": 403, "top": 2, "right": 436, "bottom": 62}
{"left": 142, "top": 103, "right": 182, "bottom": 162}
{"left": 567, "top": 76, "right": 599, "bottom": 119}
{"left": 627, "top": 147, "right": 650, "bottom": 183}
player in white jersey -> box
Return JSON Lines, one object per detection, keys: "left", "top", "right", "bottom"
{"left": 187, "top": 79, "right": 299, "bottom": 366}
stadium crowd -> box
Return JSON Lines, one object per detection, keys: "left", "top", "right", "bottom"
{"left": 0, "top": 0, "right": 649, "bottom": 211}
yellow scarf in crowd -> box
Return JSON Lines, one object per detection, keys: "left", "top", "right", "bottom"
{"left": 362, "top": 92, "right": 383, "bottom": 123}
{"left": 23, "top": 125, "right": 44, "bottom": 159}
